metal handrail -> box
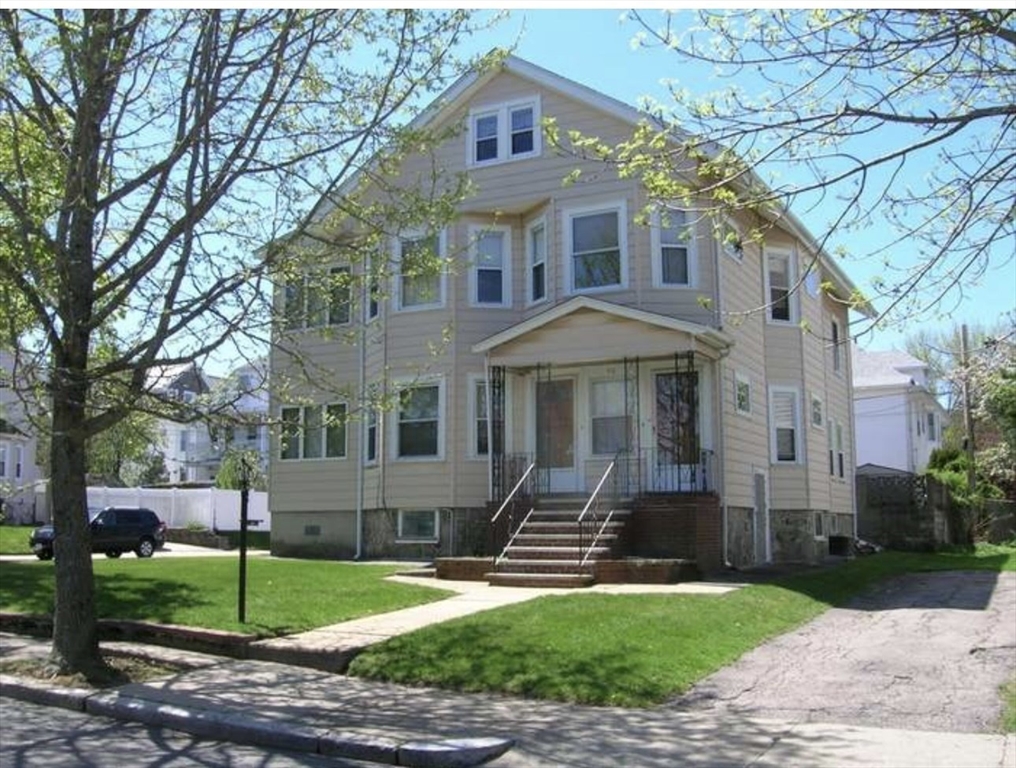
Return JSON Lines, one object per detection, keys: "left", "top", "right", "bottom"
{"left": 496, "top": 506, "right": 535, "bottom": 564}
{"left": 578, "top": 459, "right": 615, "bottom": 524}
{"left": 577, "top": 459, "right": 616, "bottom": 573}
{"left": 492, "top": 462, "right": 535, "bottom": 524}
{"left": 490, "top": 461, "right": 536, "bottom": 571}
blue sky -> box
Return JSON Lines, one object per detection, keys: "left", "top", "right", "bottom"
{"left": 451, "top": 8, "right": 1016, "bottom": 352}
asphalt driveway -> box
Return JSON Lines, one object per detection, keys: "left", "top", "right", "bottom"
{"left": 670, "top": 570, "right": 1016, "bottom": 733}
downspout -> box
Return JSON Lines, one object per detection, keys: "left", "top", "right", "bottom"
{"left": 484, "top": 353, "right": 493, "bottom": 501}
{"left": 355, "top": 277, "right": 368, "bottom": 560}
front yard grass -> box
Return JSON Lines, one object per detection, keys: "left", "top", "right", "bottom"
{"left": 0, "top": 523, "right": 39, "bottom": 555}
{"left": 348, "top": 546, "right": 1016, "bottom": 707}
{"left": 0, "top": 557, "right": 452, "bottom": 635}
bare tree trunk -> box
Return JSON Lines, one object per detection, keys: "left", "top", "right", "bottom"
{"left": 48, "top": 352, "right": 104, "bottom": 676}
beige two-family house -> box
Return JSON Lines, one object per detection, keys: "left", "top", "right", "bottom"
{"left": 268, "top": 55, "right": 869, "bottom": 579}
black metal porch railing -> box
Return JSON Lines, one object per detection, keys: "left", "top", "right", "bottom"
{"left": 585, "top": 448, "right": 715, "bottom": 497}
{"left": 489, "top": 460, "right": 536, "bottom": 569}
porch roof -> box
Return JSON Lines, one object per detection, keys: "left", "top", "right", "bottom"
{"left": 472, "top": 296, "right": 733, "bottom": 367}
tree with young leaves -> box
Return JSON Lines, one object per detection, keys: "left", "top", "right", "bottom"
{"left": 574, "top": 10, "right": 1014, "bottom": 332}
{"left": 0, "top": 9, "right": 488, "bottom": 678}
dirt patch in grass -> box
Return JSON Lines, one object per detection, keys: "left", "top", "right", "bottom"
{"left": 0, "top": 651, "right": 191, "bottom": 689}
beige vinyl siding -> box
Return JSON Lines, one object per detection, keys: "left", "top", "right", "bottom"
{"left": 763, "top": 241, "right": 808, "bottom": 511}
{"left": 488, "top": 310, "right": 708, "bottom": 368}
{"left": 718, "top": 232, "right": 769, "bottom": 510}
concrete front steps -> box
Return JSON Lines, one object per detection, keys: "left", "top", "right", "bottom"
{"left": 487, "top": 497, "right": 631, "bottom": 588}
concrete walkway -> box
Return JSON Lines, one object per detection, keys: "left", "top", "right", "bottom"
{"left": 1, "top": 574, "right": 1014, "bottom": 767}
{"left": 249, "top": 576, "right": 740, "bottom": 664}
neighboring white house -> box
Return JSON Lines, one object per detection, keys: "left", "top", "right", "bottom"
{"left": 148, "top": 359, "right": 271, "bottom": 485}
{"left": 853, "top": 346, "right": 948, "bottom": 474}
{"left": 0, "top": 349, "right": 42, "bottom": 522}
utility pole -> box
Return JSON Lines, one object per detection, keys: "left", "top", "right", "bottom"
{"left": 960, "top": 324, "right": 976, "bottom": 496}
{"left": 237, "top": 453, "right": 251, "bottom": 624}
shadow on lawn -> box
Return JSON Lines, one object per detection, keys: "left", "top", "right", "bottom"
{"left": 0, "top": 561, "right": 211, "bottom": 624}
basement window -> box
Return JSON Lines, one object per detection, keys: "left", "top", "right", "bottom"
{"left": 398, "top": 509, "right": 439, "bottom": 543}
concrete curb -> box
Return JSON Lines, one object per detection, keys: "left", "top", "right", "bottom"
{"left": 0, "top": 675, "right": 513, "bottom": 767}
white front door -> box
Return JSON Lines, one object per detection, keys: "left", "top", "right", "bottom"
{"left": 536, "top": 378, "right": 579, "bottom": 492}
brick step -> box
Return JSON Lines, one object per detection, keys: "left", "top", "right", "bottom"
{"left": 505, "top": 546, "right": 612, "bottom": 560}
{"left": 524, "top": 518, "right": 625, "bottom": 532}
{"left": 513, "top": 533, "right": 619, "bottom": 545}
{"left": 495, "top": 559, "right": 597, "bottom": 574}
{"left": 520, "top": 522, "right": 626, "bottom": 536}
{"left": 486, "top": 572, "right": 595, "bottom": 589}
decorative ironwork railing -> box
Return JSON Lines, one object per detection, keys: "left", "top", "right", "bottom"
{"left": 489, "top": 461, "right": 536, "bottom": 569}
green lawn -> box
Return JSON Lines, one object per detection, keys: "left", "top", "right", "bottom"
{"left": 348, "top": 546, "right": 1016, "bottom": 707}
{"left": 0, "top": 557, "right": 453, "bottom": 635}
{"left": 1002, "top": 679, "right": 1016, "bottom": 733}
{"left": 0, "top": 523, "right": 40, "bottom": 555}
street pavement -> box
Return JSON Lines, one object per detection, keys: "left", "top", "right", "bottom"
{"left": 1, "top": 561, "right": 1014, "bottom": 767}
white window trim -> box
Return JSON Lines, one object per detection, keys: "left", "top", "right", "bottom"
{"left": 734, "top": 371, "right": 752, "bottom": 416}
{"left": 278, "top": 403, "right": 348, "bottom": 462}
{"left": 394, "top": 230, "right": 447, "bottom": 313}
{"left": 589, "top": 378, "right": 630, "bottom": 457}
{"left": 0, "top": 444, "right": 7, "bottom": 479}
{"left": 466, "top": 96, "right": 542, "bottom": 168}
{"left": 391, "top": 377, "right": 445, "bottom": 462}
{"left": 764, "top": 248, "right": 798, "bottom": 325}
{"left": 811, "top": 394, "right": 825, "bottom": 429}
{"left": 563, "top": 199, "right": 628, "bottom": 295}
{"left": 526, "top": 216, "right": 548, "bottom": 307}
{"left": 396, "top": 508, "right": 440, "bottom": 543}
{"left": 650, "top": 207, "right": 698, "bottom": 288}
{"left": 467, "top": 373, "right": 489, "bottom": 460}
{"left": 468, "top": 224, "right": 513, "bottom": 308}
{"left": 769, "top": 385, "right": 802, "bottom": 464}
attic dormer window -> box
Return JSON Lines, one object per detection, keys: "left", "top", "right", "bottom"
{"left": 468, "top": 97, "right": 540, "bottom": 166}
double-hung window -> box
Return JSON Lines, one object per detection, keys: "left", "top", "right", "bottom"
{"left": 766, "top": 251, "right": 796, "bottom": 323}
{"left": 470, "top": 376, "right": 489, "bottom": 458}
{"left": 397, "top": 232, "right": 444, "bottom": 311}
{"left": 365, "top": 409, "right": 378, "bottom": 464}
{"left": 831, "top": 319, "right": 842, "bottom": 372}
{"left": 396, "top": 382, "right": 442, "bottom": 459}
{"left": 283, "top": 268, "right": 352, "bottom": 330}
{"left": 590, "top": 380, "right": 629, "bottom": 455}
{"left": 652, "top": 208, "right": 695, "bottom": 287}
{"left": 279, "top": 404, "right": 347, "bottom": 460}
{"left": 528, "top": 219, "right": 547, "bottom": 304}
{"left": 470, "top": 226, "right": 511, "bottom": 307}
{"left": 770, "top": 387, "right": 801, "bottom": 463}
{"left": 835, "top": 421, "right": 845, "bottom": 478}
{"left": 567, "top": 202, "right": 626, "bottom": 293}
{"left": 469, "top": 98, "right": 540, "bottom": 166}
{"left": 0, "top": 446, "right": 6, "bottom": 478}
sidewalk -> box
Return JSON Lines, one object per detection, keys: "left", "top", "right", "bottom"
{"left": 2, "top": 576, "right": 1014, "bottom": 767}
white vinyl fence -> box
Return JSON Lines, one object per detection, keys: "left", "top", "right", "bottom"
{"left": 86, "top": 486, "right": 270, "bottom": 532}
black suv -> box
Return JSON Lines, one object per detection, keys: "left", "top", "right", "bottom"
{"left": 29, "top": 506, "right": 167, "bottom": 560}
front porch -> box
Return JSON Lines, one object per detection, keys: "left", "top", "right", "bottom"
{"left": 467, "top": 297, "right": 732, "bottom": 587}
